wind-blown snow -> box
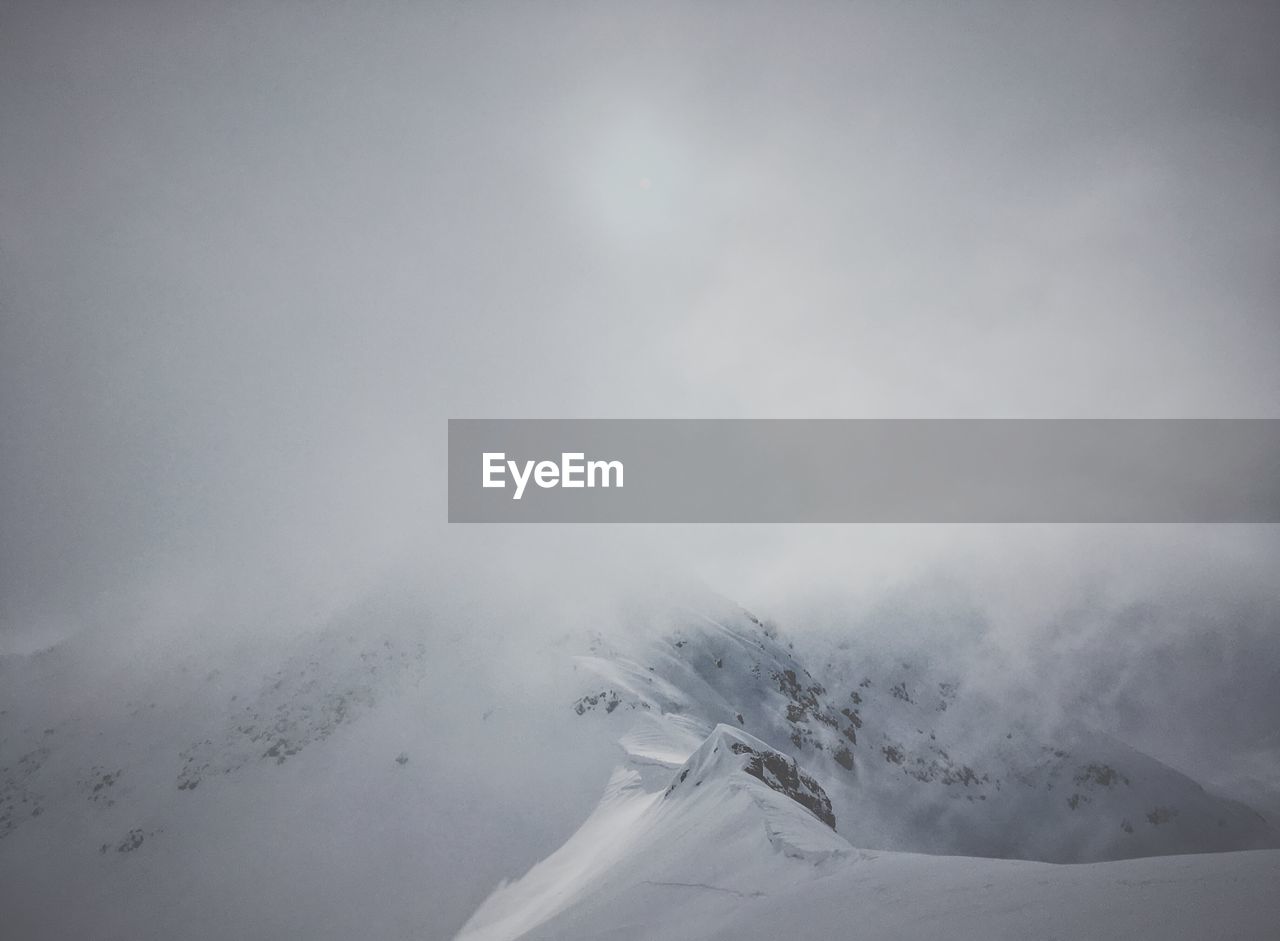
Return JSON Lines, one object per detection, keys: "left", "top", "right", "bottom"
{"left": 457, "top": 719, "right": 1280, "bottom": 941}
{"left": 454, "top": 594, "right": 1280, "bottom": 939}
{"left": 568, "top": 597, "right": 1277, "bottom": 863}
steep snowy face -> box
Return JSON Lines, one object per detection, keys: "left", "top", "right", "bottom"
{"left": 457, "top": 722, "right": 852, "bottom": 941}
{"left": 569, "top": 597, "right": 1279, "bottom": 863}
{"left": 461, "top": 691, "right": 1280, "bottom": 941}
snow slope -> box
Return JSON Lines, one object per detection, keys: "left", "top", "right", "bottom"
{"left": 456, "top": 724, "right": 851, "bottom": 941}
{"left": 567, "top": 596, "right": 1277, "bottom": 862}
{"left": 457, "top": 720, "right": 1280, "bottom": 941}
{"left": 2, "top": 582, "right": 1274, "bottom": 940}
{"left": 0, "top": 590, "right": 619, "bottom": 941}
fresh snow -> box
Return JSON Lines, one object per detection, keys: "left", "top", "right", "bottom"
{"left": 459, "top": 594, "right": 1280, "bottom": 940}
{"left": 3, "top": 584, "right": 1275, "bottom": 940}
{"left": 568, "top": 599, "right": 1278, "bottom": 863}
{"left": 457, "top": 720, "right": 1280, "bottom": 941}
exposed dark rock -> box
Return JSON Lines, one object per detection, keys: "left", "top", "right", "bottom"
{"left": 729, "top": 741, "right": 836, "bottom": 829}
{"left": 1147, "top": 806, "right": 1179, "bottom": 826}
{"left": 573, "top": 690, "right": 622, "bottom": 715}
{"left": 1074, "top": 763, "right": 1129, "bottom": 788}
{"left": 115, "top": 828, "right": 146, "bottom": 853}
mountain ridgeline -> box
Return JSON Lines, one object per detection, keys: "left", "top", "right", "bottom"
{"left": 568, "top": 598, "right": 1277, "bottom": 863}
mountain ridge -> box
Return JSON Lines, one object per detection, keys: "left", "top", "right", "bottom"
{"left": 568, "top": 596, "right": 1277, "bottom": 862}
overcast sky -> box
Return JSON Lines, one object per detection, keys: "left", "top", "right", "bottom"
{"left": 3, "top": 0, "right": 1279, "bottom": 718}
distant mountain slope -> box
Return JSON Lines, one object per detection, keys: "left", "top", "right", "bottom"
{"left": 0, "top": 597, "right": 621, "bottom": 941}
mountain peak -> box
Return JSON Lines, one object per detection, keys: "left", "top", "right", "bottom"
{"left": 666, "top": 724, "right": 837, "bottom": 830}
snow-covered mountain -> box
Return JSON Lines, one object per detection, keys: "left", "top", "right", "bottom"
{"left": 565, "top": 596, "right": 1277, "bottom": 863}
{"left": 0, "top": 592, "right": 622, "bottom": 940}
{"left": 456, "top": 719, "right": 1280, "bottom": 941}
{"left": 455, "top": 594, "right": 1278, "bottom": 939}
{"left": 456, "top": 724, "right": 852, "bottom": 941}
{"left": 2, "top": 583, "right": 1275, "bottom": 940}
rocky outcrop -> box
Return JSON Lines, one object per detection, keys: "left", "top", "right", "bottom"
{"left": 666, "top": 725, "right": 836, "bottom": 830}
